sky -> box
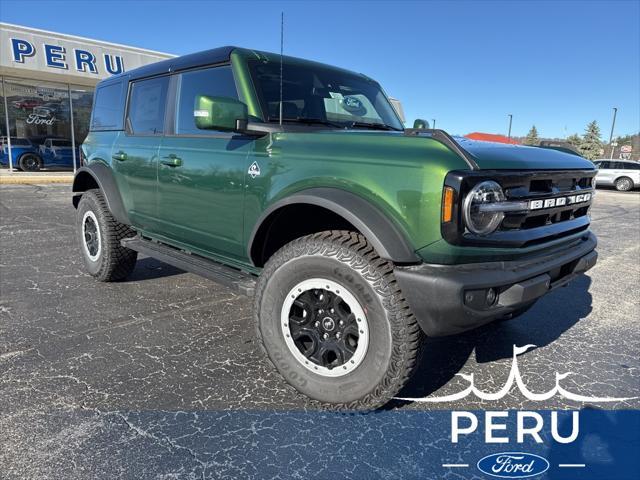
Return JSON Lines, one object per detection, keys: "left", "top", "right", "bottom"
{"left": 0, "top": 0, "right": 638, "bottom": 139}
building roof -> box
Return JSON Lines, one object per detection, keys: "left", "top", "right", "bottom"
{"left": 465, "top": 132, "right": 519, "bottom": 145}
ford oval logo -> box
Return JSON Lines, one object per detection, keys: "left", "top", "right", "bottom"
{"left": 477, "top": 452, "right": 550, "bottom": 478}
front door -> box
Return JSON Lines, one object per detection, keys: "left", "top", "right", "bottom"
{"left": 111, "top": 75, "right": 169, "bottom": 233}
{"left": 157, "top": 65, "right": 252, "bottom": 262}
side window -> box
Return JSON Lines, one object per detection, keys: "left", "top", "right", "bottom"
{"left": 623, "top": 162, "right": 639, "bottom": 170}
{"left": 611, "top": 161, "right": 626, "bottom": 169}
{"left": 127, "top": 76, "right": 169, "bottom": 135}
{"left": 175, "top": 66, "right": 239, "bottom": 135}
{"left": 599, "top": 161, "right": 610, "bottom": 169}
{"left": 91, "top": 81, "right": 125, "bottom": 131}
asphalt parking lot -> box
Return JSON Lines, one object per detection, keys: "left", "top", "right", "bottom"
{"left": 1, "top": 184, "right": 639, "bottom": 479}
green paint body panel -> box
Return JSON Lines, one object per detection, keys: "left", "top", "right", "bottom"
{"left": 81, "top": 47, "right": 596, "bottom": 271}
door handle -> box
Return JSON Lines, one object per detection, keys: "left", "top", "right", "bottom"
{"left": 112, "top": 151, "right": 127, "bottom": 161}
{"left": 161, "top": 154, "right": 182, "bottom": 167}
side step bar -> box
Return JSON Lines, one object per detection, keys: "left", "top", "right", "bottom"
{"left": 121, "top": 236, "right": 256, "bottom": 296}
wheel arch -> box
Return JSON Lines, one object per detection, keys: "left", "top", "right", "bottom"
{"left": 72, "top": 162, "right": 130, "bottom": 225}
{"left": 248, "top": 188, "right": 420, "bottom": 267}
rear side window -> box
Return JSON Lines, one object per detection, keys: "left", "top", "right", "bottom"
{"left": 175, "top": 66, "right": 239, "bottom": 135}
{"left": 623, "top": 162, "right": 639, "bottom": 170}
{"left": 127, "top": 76, "right": 169, "bottom": 135}
{"left": 91, "top": 81, "right": 125, "bottom": 131}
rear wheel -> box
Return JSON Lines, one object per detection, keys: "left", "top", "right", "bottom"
{"left": 615, "top": 176, "right": 633, "bottom": 192}
{"left": 255, "top": 230, "right": 423, "bottom": 410}
{"left": 76, "top": 189, "right": 138, "bottom": 281}
{"left": 19, "top": 154, "right": 42, "bottom": 172}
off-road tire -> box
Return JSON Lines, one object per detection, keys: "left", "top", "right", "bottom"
{"left": 615, "top": 176, "right": 634, "bottom": 192}
{"left": 255, "top": 230, "right": 423, "bottom": 410}
{"left": 19, "top": 154, "right": 42, "bottom": 172}
{"left": 76, "top": 189, "right": 137, "bottom": 281}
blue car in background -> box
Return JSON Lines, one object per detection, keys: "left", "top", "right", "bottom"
{"left": 0, "top": 137, "right": 39, "bottom": 171}
{"left": 1, "top": 136, "right": 77, "bottom": 171}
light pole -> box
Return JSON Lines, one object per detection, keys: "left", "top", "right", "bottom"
{"left": 507, "top": 114, "right": 513, "bottom": 140}
{"left": 608, "top": 107, "right": 618, "bottom": 159}
{"left": 432, "top": 118, "right": 436, "bottom": 130}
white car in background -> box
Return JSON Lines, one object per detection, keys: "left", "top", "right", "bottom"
{"left": 593, "top": 160, "right": 640, "bottom": 191}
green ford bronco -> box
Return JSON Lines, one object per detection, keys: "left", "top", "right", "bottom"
{"left": 73, "top": 46, "right": 598, "bottom": 409}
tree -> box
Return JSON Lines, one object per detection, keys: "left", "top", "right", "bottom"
{"left": 524, "top": 125, "right": 540, "bottom": 146}
{"left": 566, "top": 133, "right": 582, "bottom": 149}
{"left": 579, "top": 120, "right": 603, "bottom": 160}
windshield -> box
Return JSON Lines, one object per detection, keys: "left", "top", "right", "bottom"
{"left": 249, "top": 60, "right": 403, "bottom": 130}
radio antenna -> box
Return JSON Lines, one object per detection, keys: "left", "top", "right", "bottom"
{"left": 279, "top": 11, "right": 284, "bottom": 126}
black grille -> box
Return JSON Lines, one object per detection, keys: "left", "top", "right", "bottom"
{"left": 500, "top": 171, "right": 594, "bottom": 232}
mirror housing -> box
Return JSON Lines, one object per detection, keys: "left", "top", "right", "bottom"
{"left": 413, "top": 118, "right": 430, "bottom": 129}
{"left": 194, "top": 95, "right": 249, "bottom": 132}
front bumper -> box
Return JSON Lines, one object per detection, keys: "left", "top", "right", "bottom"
{"left": 394, "top": 231, "right": 597, "bottom": 337}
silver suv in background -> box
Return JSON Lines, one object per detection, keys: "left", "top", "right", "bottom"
{"left": 593, "top": 160, "right": 640, "bottom": 191}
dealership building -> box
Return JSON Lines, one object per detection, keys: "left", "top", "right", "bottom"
{"left": 0, "top": 23, "right": 174, "bottom": 172}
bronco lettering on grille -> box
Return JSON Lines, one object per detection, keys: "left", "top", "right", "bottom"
{"left": 529, "top": 193, "right": 592, "bottom": 211}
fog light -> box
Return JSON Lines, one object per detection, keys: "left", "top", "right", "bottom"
{"left": 486, "top": 288, "right": 498, "bottom": 306}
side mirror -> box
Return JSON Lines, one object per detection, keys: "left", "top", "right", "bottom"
{"left": 194, "top": 95, "right": 248, "bottom": 132}
{"left": 413, "top": 119, "right": 429, "bottom": 129}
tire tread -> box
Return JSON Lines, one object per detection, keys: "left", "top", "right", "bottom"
{"left": 254, "top": 230, "right": 423, "bottom": 411}
{"left": 78, "top": 189, "right": 137, "bottom": 282}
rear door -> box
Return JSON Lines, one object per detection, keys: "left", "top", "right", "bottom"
{"left": 47, "top": 139, "right": 74, "bottom": 166}
{"left": 157, "top": 65, "right": 252, "bottom": 262}
{"left": 610, "top": 161, "right": 628, "bottom": 184}
{"left": 111, "top": 75, "right": 170, "bottom": 233}
{"left": 622, "top": 161, "right": 640, "bottom": 185}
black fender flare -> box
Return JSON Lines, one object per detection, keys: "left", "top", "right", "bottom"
{"left": 248, "top": 188, "right": 420, "bottom": 264}
{"left": 72, "top": 163, "right": 130, "bottom": 225}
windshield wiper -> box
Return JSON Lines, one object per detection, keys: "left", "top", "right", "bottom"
{"left": 269, "top": 117, "right": 345, "bottom": 129}
{"left": 349, "top": 121, "right": 401, "bottom": 131}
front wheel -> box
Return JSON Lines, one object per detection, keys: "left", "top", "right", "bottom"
{"left": 255, "top": 231, "right": 423, "bottom": 410}
{"left": 615, "top": 176, "right": 634, "bottom": 192}
{"left": 76, "top": 189, "right": 138, "bottom": 281}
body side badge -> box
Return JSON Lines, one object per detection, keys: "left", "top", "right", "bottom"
{"left": 248, "top": 161, "right": 261, "bottom": 178}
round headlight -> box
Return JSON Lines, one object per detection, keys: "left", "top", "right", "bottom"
{"left": 463, "top": 180, "right": 506, "bottom": 235}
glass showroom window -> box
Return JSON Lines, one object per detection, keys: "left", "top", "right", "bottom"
{"left": 70, "top": 85, "right": 94, "bottom": 146}
{"left": 3, "top": 77, "right": 74, "bottom": 171}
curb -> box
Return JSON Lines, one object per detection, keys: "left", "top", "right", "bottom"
{"left": 0, "top": 176, "right": 73, "bottom": 185}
